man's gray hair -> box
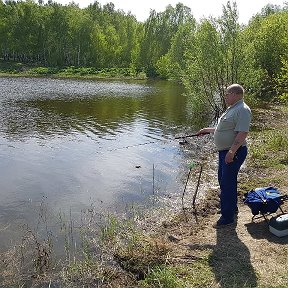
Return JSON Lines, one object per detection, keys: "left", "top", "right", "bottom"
{"left": 227, "top": 83, "right": 244, "bottom": 95}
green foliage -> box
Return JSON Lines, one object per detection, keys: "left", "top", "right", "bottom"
{"left": 63, "top": 259, "right": 107, "bottom": 285}
{"left": 240, "top": 10, "right": 288, "bottom": 100}
{"left": 266, "top": 131, "right": 288, "bottom": 152}
{"left": 29, "top": 66, "right": 58, "bottom": 75}
{"left": 155, "top": 54, "right": 173, "bottom": 79}
{"left": 168, "top": 21, "right": 196, "bottom": 79}
{"left": 100, "top": 215, "right": 120, "bottom": 244}
{"left": 178, "top": 261, "right": 215, "bottom": 287}
{"left": 0, "top": 1, "right": 140, "bottom": 68}
{"left": 0, "top": 62, "right": 141, "bottom": 78}
{"left": 275, "top": 60, "right": 288, "bottom": 103}
{"left": 138, "top": 3, "right": 195, "bottom": 77}
{"left": 161, "top": 2, "right": 288, "bottom": 108}
{"left": 164, "top": 1, "right": 243, "bottom": 114}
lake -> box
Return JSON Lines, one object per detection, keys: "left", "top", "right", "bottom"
{"left": 0, "top": 77, "right": 210, "bottom": 251}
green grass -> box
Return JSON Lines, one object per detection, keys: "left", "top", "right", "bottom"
{"left": 140, "top": 260, "right": 216, "bottom": 288}
{"left": 249, "top": 128, "right": 288, "bottom": 168}
{"left": 140, "top": 265, "right": 186, "bottom": 288}
{"left": 0, "top": 61, "right": 147, "bottom": 79}
{"left": 238, "top": 117, "right": 288, "bottom": 195}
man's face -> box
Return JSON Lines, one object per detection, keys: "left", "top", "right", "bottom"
{"left": 224, "top": 91, "right": 236, "bottom": 106}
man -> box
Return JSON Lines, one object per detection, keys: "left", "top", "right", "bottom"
{"left": 196, "top": 84, "right": 252, "bottom": 227}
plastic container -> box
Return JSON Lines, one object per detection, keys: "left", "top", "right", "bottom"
{"left": 269, "top": 214, "right": 288, "bottom": 237}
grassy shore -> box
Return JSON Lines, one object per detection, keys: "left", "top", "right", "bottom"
{"left": 0, "top": 61, "right": 147, "bottom": 80}
{"left": 0, "top": 100, "right": 288, "bottom": 287}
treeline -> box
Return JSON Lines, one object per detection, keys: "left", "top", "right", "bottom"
{"left": 0, "top": 0, "right": 288, "bottom": 108}
{"left": 0, "top": 0, "right": 141, "bottom": 69}
{"left": 0, "top": 0, "right": 192, "bottom": 74}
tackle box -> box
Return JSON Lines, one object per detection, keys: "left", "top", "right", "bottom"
{"left": 269, "top": 214, "right": 288, "bottom": 237}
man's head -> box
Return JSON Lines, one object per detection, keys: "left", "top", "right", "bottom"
{"left": 224, "top": 83, "right": 244, "bottom": 106}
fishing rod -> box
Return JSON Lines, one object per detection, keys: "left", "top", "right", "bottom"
{"left": 175, "top": 131, "right": 210, "bottom": 145}
{"left": 174, "top": 131, "right": 210, "bottom": 139}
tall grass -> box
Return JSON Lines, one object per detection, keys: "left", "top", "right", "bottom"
{"left": 0, "top": 201, "right": 171, "bottom": 287}
{"left": 249, "top": 128, "right": 288, "bottom": 165}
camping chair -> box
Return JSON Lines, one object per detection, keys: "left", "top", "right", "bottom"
{"left": 243, "top": 187, "right": 288, "bottom": 222}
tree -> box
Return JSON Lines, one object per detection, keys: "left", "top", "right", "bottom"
{"left": 66, "top": 5, "right": 93, "bottom": 66}
{"left": 138, "top": 3, "right": 193, "bottom": 77}
{"left": 275, "top": 60, "right": 288, "bottom": 102}
{"left": 240, "top": 9, "right": 288, "bottom": 99}
{"left": 0, "top": 0, "right": 141, "bottom": 69}
{"left": 178, "top": 1, "right": 242, "bottom": 114}
{"left": 156, "top": 16, "right": 196, "bottom": 80}
{"left": 46, "top": 3, "right": 69, "bottom": 66}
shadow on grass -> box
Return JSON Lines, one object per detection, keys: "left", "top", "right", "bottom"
{"left": 211, "top": 225, "right": 257, "bottom": 287}
{"left": 188, "top": 224, "right": 257, "bottom": 288}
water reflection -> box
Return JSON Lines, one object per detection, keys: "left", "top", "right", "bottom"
{"left": 0, "top": 77, "right": 210, "bottom": 250}
{"left": 0, "top": 78, "right": 188, "bottom": 141}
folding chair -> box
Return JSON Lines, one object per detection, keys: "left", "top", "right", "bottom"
{"left": 243, "top": 186, "right": 288, "bottom": 223}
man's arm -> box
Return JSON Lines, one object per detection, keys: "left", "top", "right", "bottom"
{"left": 196, "top": 127, "right": 215, "bottom": 135}
{"left": 225, "top": 131, "right": 248, "bottom": 163}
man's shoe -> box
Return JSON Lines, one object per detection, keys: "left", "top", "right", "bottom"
{"left": 217, "top": 207, "right": 239, "bottom": 215}
{"left": 213, "top": 217, "right": 234, "bottom": 228}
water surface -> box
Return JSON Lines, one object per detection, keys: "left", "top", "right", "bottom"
{"left": 0, "top": 77, "right": 209, "bottom": 250}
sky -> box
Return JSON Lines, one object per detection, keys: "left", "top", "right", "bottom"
{"left": 54, "top": 0, "right": 286, "bottom": 24}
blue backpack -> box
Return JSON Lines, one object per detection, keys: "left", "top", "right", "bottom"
{"left": 243, "top": 187, "right": 285, "bottom": 216}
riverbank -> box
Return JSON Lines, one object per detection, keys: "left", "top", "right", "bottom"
{"left": 114, "top": 103, "right": 288, "bottom": 288}
{"left": 0, "top": 61, "right": 147, "bottom": 80}
{"left": 1, "top": 103, "right": 288, "bottom": 287}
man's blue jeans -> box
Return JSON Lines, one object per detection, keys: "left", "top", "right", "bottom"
{"left": 218, "top": 146, "right": 247, "bottom": 222}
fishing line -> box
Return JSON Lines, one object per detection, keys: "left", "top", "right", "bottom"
{"left": 93, "top": 132, "right": 208, "bottom": 155}
{"left": 95, "top": 137, "right": 174, "bottom": 155}
{"left": 104, "top": 139, "right": 165, "bottom": 152}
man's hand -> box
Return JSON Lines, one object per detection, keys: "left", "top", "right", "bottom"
{"left": 225, "top": 150, "right": 235, "bottom": 164}
{"left": 196, "top": 127, "right": 215, "bottom": 136}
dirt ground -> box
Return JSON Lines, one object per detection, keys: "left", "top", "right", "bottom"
{"left": 158, "top": 199, "right": 288, "bottom": 287}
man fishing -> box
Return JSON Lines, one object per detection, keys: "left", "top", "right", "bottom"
{"left": 196, "top": 83, "right": 252, "bottom": 227}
